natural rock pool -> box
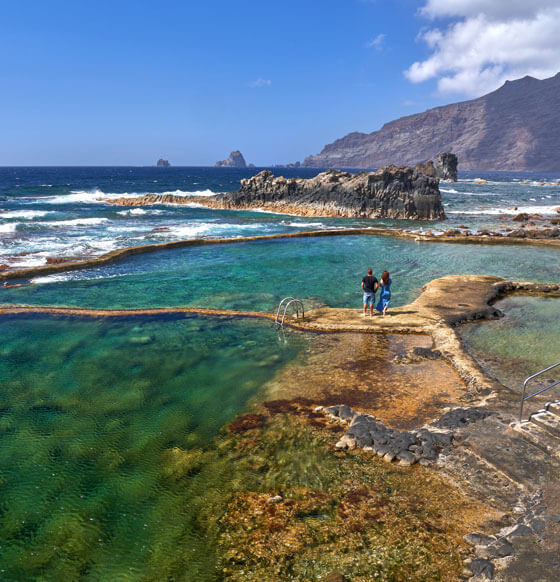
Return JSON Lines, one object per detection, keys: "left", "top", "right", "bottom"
{"left": 0, "top": 314, "right": 307, "bottom": 580}
{"left": 459, "top": 295, "right": 560, "bottom": 391}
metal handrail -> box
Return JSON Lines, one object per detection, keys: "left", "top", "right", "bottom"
{"left": 275, "top": 297, "right": 296, "bottom": 324}
{"left": 275, "top": 297, "right": 304, "bottom": 326}
{"left": 519, "top": 361, "right": 560, "bottom": 422}
{"left": 281, "top": 299, "right": 304, "bottom": 326}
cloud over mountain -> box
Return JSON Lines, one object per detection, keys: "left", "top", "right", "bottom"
{"left": 406, "top": 0, "right": 560, "bottom": 96}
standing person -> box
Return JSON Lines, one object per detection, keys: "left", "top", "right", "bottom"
{"left": 376, "top": 271, "right": 391, "bottom": 316}
{"left": 361, "top": 268, "right": 378, "bottom": 316}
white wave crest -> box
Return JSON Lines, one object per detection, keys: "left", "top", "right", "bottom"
{"left": 440, "top": 188, "right": 459, "bottom": 193}
{"left": 157, "top": 189, "right": 219, "bottom": 197}
{"left": 43, "top": 189, "right": 108, "bottom": 204}
{"left": 36, "top": 217, "right": 110, "bottom": 227}
{"left": 0, "top": 210, "right": 54, "bottom": 219}
{"left": 117, "top": 208, "right": 147, "bottom": 216}
{"left": 0, "top": 223, "right": 17, "bottom": 233}
{"left": 448, "top": 204, "right": 560, "bottom": 216}
{"left": 281, "top": 221, "right": 326, "bottom": 228}
{"left": 42, "top": 188, "right": 221, "bottom": 205}
{"left": 152, "top": 221, "right": 268, "bottom": 239}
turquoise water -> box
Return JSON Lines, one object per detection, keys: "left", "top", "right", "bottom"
{"left": 0, "top": 314, "right": 307, "bottom": 580}
{"left": 3, "top": 236, "right": 560, "bottom": 311}
{"left": 460, "top": 295, "right": 560, "bottom": 391}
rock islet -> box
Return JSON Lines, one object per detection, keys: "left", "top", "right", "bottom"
{"left": 215, "top": 150, "right": 248, "bottom": 167}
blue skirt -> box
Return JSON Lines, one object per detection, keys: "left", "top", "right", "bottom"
{"left": 376, "top": 290, "right": 390, "bottom": 312}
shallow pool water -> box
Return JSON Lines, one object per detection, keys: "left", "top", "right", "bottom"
{"left": 460, "top": 295, "right": 560, "bottom": 392}
{"left": 0, "top": 314, "right": 307, "bottom": 580}
{"left": 3, "top": 236, "right": 559, "bottom": 311}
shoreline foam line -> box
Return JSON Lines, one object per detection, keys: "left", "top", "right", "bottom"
{"left": 1, "top": 227, "right": 560, "bottom": 282}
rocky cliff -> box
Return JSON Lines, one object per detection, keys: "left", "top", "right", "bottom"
{"left": 215, "top": 150, "right": 248, "bottom": 168}
{"left": 109, "top": 166, "right": 444, "bottom": 220}
{"left": 303, "top": 73, "right": 560, "bottom": 171}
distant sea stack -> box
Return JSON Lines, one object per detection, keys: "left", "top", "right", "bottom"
{"left": 215, "top": 150, "right": 248, "bottom": 168}
{"left": 157, "top": 159, "right": 170, "bottom": 167}
{"left": 303, "top": 73, "right": 560, "bottom": 171}
{"left": 109, "top": 165, "right": 445, "bottom": 220}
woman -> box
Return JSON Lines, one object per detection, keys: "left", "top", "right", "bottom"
{"left": 376, "top": 270, "right": 391, "bottom": 315}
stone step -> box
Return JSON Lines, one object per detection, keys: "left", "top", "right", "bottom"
{"left": 513, "top": 421, "right": 560, "bottom": 460}
{"left": 468, "top": 425, "right": 555, "bottom": 488}
{"left": 530, "top": 410, "right": 560, "bottom": 438}
{"left": 437, "top": 447, "right": 523, "bottom": 510}
{"left": 545, "top": 400, "right": 560, "bottom": 418}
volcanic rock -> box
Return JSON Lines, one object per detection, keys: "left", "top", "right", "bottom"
{"left": 435, "top": 153, "right": 458, "bottom": 181}
{"left": 156, "top": 158, "right": 170, "bottom": 167}
{"left": 215, "top": 150, "right": 247, "bottom": 168}
{"left": 208, "top": 166, "right": 445, "bottom": 220}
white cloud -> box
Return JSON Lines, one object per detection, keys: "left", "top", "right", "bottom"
{"left": 405, "top": 1, "right": 560, "bottom": 96}
{"left": 421, "top": 0, "right": 559, "bottom": 19}
{"left": 248, "top": 78, "right": 272, "bottom": 88}
{"left": 366, "top": 33, "right": 386, "bottom": 51}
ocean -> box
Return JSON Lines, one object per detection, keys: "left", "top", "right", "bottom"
{"left": 1, "top": 166, "right": 559, "bottom": 270}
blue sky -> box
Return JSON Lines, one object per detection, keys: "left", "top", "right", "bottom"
{"left": 1, "top": 0, "right": 558, "bottom": 165}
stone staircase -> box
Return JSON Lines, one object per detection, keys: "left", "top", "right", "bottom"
{"left": 514, "top": 400, "right": 560, "bottom": 459}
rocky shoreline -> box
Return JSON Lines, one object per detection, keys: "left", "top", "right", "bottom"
{"left": 105, "top": 165, "right": 446, "bottom": 220}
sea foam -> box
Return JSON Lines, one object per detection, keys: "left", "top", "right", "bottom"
{"left": 43, "top": 188, "right": 221, "bottom": 204}
{"left": 0, "top": 210, "right": 54, "bottom": 219}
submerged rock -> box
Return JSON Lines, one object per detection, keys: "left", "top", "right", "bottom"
{"left": 212, "top": 166, "right": 445, "bottom": 220}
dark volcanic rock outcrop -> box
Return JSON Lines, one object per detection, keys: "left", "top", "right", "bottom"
{"left": 215, "top": 150, "right": 247, "bottom": 168}
{"left": 156, "top": 158, "right": 170, "bottom": 167}
{"left": 105, "top": 166, "right": 444, "bottom": 219}
{"left": 303, "top": 73, "right": 560, "bottom": 171}
{"left": 207, "top": 166, "right": 445, "bottom": 220}
{"left": 435, "top": 153, "right": 458, "bottom": 181}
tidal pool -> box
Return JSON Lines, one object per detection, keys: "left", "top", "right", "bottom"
{"left": 0, "top": 314, "right": 307, "bottom": 580}
{"left": 460, "top": 295, "right": 560, "bottom": 393}
{"left": 3, "top": 236, "right": 560, "bottom": 311}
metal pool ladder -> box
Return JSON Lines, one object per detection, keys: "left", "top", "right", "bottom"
{"left": 275, "top": 297, "right": 305, "bottom": 327}
{"left": 519, "top": 361, "right": 560, "bottom": 422}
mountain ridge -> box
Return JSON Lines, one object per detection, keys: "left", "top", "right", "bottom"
{"left": 303, "top": 73, "right": 560, "bottom": 171}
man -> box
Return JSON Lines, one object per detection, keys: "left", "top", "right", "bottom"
{"left": 361, "top": 268, "right": 379, "bottom": 316}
